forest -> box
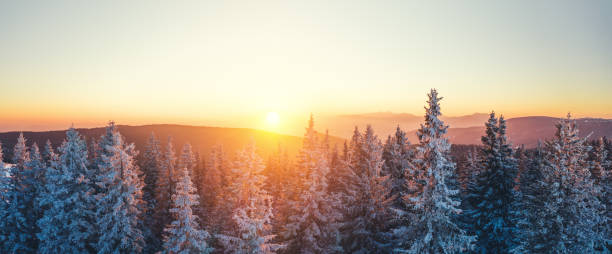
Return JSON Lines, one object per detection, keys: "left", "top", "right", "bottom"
{"left": 0, "top": 89, "right": 610, "bottom": 254}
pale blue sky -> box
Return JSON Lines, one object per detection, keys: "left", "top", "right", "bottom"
{"left": 1, "top": 0, "right": 611, "bottom": 132}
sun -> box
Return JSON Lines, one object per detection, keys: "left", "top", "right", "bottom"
{"left": 266, "top": 112, "right": 280, "bottom": 126}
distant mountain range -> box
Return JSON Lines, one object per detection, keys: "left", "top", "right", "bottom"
{"left": 1, "top": 115, "right": 610, "bottom": 161}
{"left": 322, "top": 113, "right": 612, "bottom": 147}
{"left": 0, "top": 125, "right": 344, "bottom": 162}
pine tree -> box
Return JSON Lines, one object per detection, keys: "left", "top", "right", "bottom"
{"left": 465, "top": 112, "right": 517, "bottom": 253}
{"left": 520, "top": 114, "right": 605, "bottom": 252}
{"left": 596, "top": 142, "right": 611, "bottom": 252}
{"left": 42, "top": 140, "right": 58, "bottom": 168}
{"left": 26, "top": 143, "right": 45, "bottom": 247}
{"left": 155, "top": 136, "right": 178, "bottom": 246}
{"left": 142, "top": 132, "right": 163, "bottom": 252}
{"left": 163, "top": 167, "right": 213, "bottom": 254}
{"left": 394, "top": 89, "right": 474, "bottom": 253}
{"left": 202, "top": 146, "right": 223, "bottom": 228}
{"left": 177, "top": 143, "right": 196, "bottom": 175}
{"left": 341, "top": 125, "right": 394, "bottom": 253}
{"left": 1, "top": 133, "right": 36, "bottom": 253}
{"left": 511, "top": 144, "right": 552, "bottom": 254}
{"left": 219, "top": 143, "right": 281, "bottom": 253}
{"left": 382, "top": 126, "right": 413, "bottom": 208}
{"left": 95, "top": 122, "right": 145, "bottom": 253}
{"left": 281, "top": 115, "right": 343, "bottom": 254}
{"left": 591, "top": 138, "right": 610, "bottom": 252}
{"left": 37, "top": 128, "right": 96, "bottom": 253}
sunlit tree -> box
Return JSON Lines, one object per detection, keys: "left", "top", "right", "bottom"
{"left": 394, "top": 89, "right": 474, "bottom": 253}
{"left": 95, "top": 122, "right": 145, "bottom": 253}
{"left": 37, "top": 128, "right": 96, "bottom": 253}
{"left": 163, "top": 167, "right": 213, "bottom": 254}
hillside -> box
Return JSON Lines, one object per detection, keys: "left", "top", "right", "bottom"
{"left": 409, "top": 117, "right": 612, "bottom": 147}
{"left": 0, "top": 124, "right": 345, "bottom": 162}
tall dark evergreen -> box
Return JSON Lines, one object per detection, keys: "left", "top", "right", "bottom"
{"left": 394, "top": 89, "right": 474, "bottom": 253}
{"left": 341, "top": 125, "right": 394, "bottom": 253}
{"left": 465, "top": 112, "right": 517, "bottom": 253}
{"left": 382, "top": 126, "right": 412, "bottom": 208}
{"left": 0, "top": 133, "right": 36, "bottom": 253}
{"left": 94, "top": 122, "right": 145, "bottom": 253}
{"left": 37, "top": 128, "right": 96, "bottom": 253}
{"left": 141, "top": 132, "right": 163, "bottom": 252}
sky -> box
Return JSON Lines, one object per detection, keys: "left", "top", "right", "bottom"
{"left": 1, "top": 0, "right": 611, "bottom": 134}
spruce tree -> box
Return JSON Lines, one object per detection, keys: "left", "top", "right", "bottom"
{"left": 95, "top": 122, "right": 145, "bottom": 253}
{"left": 465, "top": 112, "right": 517, "bottom": 253}
{"left": 37, "top": 128, "right": 96, "bottom": 253}
{"left": 42, "top": 140, "right": 58, "bottom": 169}
{"left": 155, "top": 137, "right": 178, "bottom": 246}
{"left": 281, "top": 115, "right": 343, "bottom": 254}
{"left": 142, "top": 132, "right": 163, "bottom": 252}
{"left": 163, "top": 167, "right": 213, "bottom": 254}
{"left": 1, "top": 133, "right": 35, "bottom": 253}
{"left": 382, "top": 126, "right": 412, "bottom": 208}
{"left": 511, "top": 144, "right": 552, "bottom": 253}
{"left": 341, "top": 125, "right": 394, "bottom": 253}
{"left": 219, "top": 143, "right": 281, "bottom": 253}
{"left": 394, "top": 89, "right": 474, "bottom": 253}
{"left": 523, "top": 114, "right": 605, "bottom": 252}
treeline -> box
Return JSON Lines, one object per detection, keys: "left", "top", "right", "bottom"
{"left": 0, "top": 89, "right": 610, "bottom": 253}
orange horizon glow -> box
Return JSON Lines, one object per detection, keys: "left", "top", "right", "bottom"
{"left": 1, "top": 1, "right": 611, "bottom": 135}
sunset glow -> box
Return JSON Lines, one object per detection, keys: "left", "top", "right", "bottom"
{"left": 0, "top": 1, "right": 611, "bottom": 135}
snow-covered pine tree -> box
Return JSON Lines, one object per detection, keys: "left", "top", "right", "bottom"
{"left": 177, "top": 143, "right": 196, "bottom": 175}
{"left": 141, "top": 132, "right": 163, "bottom": 252}
{"left": 0, "top": 141, "right": 6, "bottom": 192}
{"left": 535, "top": 114, "right": 604, "bottom": 252}
{"left": 218, "top": 143, "right": 281, "bottom": 254}
{"left": 37, "top": 128, "right": 96, "bottom": 253}
{"left": 341, "top": 125, "right": 394, "bottom": 253}
{"left": 511, "top": 144, "right": 554, "bottom": 254}
{"left": 26, "top": 143, "right": 45, "bottom": 244}
{"left": 95, "top": 122, "right": 145, "bottom": 253}
{"left": 591, "top": 138, "right": 610, "bottom": 252}
{"left": 382, "top": 126, "right": 412, "bottom": 208}
{"left": 155, "top": 136, "right": 178, "bottom": 245}
{"left": 281, "top": 115, "right": 343, "bottom": 254}
{"left": 163, "top": 167, "right": 213, "bottom": 254}
{"left": 1, "top": 133, "right": 36, "bottom": 253}
{"left": 465, "top": 112, "right": 517, "bottom": 253}
{"left": 394, "top": 89, "right": 474, "bottom": 253}
{"left": 42, "top": 140, "right": 58, "bottom": 168}
{"left": 202, "top": 146, "right": 223, "bottom": 227}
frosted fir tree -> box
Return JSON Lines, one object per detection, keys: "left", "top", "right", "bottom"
{"left": 42, "top": 140, "right": 58, "bottom": 168}
{"left": 163, "top": 167, "right": 213, "bottom": 254}
{"left": 342, "top": 125, "right": 395, "bottom": 253}
{"left": 0, "top": 141, "right": 6, "bottom": 192}
{"left": 519, "top": 114, "right": 605, "bottom": 253}
{"left": 218, "top": 143, "right": 281, "bottom": 254}
{"left": 155, "top": 137, "right": 178, "bottom": 244}
{"left": 281, "top": 115, "right": 343, "bottom": 254}
{"left": 95, "top": 122, "right": 145, "bottom": 253}
{"left": 382, "top": 126, "right": 413, "bottom": 208}
{"left": 592, "top": 139, "right": 611, "bottom": 251}
{"left": 37, "top": 128, "right": 96, "bottom": 253}
{"left": 595, "top": 140, "right": 611, "bottom": 252}
{"left": 177, "top": 143, "right": 196, "bottom": 174}
{"left": 394, "top": 89, "right": 474, "bottom": 253}
{"left": 26, "top": 143, "right": 46, "bottom": 233}
{"left": 202, "top": 147, "right": 223, "bottom": 226}
{"left": 464, "top": 113, "right": 518, "bottom": 253}
{"left": 0, "top": 133, "right": 36, "bottom": 253}
{"left": 142, "top": 132, "right": 163, "bottom": 251}
{"left": 511, "top": 144, "right": 564, "bottom": 253}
